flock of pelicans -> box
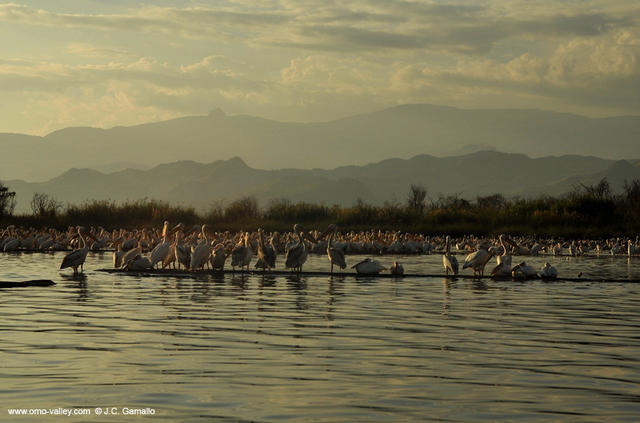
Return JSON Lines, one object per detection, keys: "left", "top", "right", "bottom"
{"left": 1, "top": 223, "right": 640, "bottom": 279}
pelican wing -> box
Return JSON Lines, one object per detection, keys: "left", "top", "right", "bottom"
{"left": 60, "top": 248, "right": 88, "bottom": 269}
{"left": 285, "top": 243, "right": 306, "bottom": 269}
{"left": 443, "top": 253, "right": 458, "bottom": 274}
{"left": 328, "top": 247, "right": 346, "bottom": 269}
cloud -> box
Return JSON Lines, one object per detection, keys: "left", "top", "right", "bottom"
{"left": 388, "top": 29, "right": 640, "bottom": 112}
{"left": 1, "top": 1, "right": 640, "bottom": 135}
{"left": 0, "top": 3, "right": 290, "bottom": 40}
{"left": 66, "top": 43, "right": 134, "bottom": 58}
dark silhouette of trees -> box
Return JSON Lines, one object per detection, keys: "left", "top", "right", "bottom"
{"left": 0, "top": 183, "right": 16, "bottom": 216}
{"left": 30, "top": 193, "right": 62, "bottom": 217}
{"left": 407, "top": 184, "right": 427, "bottom": 212}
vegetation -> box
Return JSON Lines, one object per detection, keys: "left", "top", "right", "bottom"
{"left": 1, "top": 178, "right": 640, "bottom": 237}
{"left": 0, "top": 182, "right": 16, "bottom": 217}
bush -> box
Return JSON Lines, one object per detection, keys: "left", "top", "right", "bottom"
{"left": 0, "top": 183, "right": 16, "bottom": 216}
{"left": 30, "top": 193, "right": 62, "bottom": 217}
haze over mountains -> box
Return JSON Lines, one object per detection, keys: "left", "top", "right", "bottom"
{"left": 6, "top": 151, "right": 640, "bottom": 214}
{"left": 2, "top": 104, "right": 640, "bottom": 182}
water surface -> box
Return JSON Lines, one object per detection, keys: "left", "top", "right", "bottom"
{"left": 1, "top": 252, "right": 639, "bottom": 422}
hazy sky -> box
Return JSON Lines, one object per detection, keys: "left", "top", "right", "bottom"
{"left": 1, "top": 0, "right": 639, "bottom": 135}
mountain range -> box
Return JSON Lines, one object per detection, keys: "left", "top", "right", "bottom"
{"left": 2, "top": 104, "right": 640, "bottom": 182}
{"left": 6, "top": 151, "right": 640, "bottom": 213}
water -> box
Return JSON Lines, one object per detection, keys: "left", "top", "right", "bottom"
{"left": 1, "top": 252, "right": 640, "bottom": 422}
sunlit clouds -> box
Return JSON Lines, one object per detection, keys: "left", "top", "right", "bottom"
{"left": 0, "top": 1, "right": 639, "bottom": 134}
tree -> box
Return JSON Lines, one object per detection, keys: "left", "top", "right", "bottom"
{"left": 623, "top": 179, "right": 640, "bottom": 206}
{"left": 407, "top": 184, "right": 427, "bottom": 212}
{"left": 476, "top": 193, "right": 506, "bottom": 209}
{"left": 224, "top": 196, "right": 259, "bottom": 220}
{"left": 571, "top": 177, "right": 612, "bottom": 200}
{"left": 30, "top": 192, "right": 62, "bottom": 217}
{"left": 0, "top": 183, "right": 16, "bottom": 216}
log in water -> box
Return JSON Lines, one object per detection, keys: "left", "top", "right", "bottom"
{"left": 0, "top": 279, "right": 56, "bottom": 288}
{"left": 94, "top": 268, "right": 640, "bottom": 283}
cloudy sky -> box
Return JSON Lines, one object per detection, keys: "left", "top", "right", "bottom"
{"left": 1, "top": 0, "right": 639, "bottom": 135}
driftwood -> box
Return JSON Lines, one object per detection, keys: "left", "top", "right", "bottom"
{"left": 0, "top": 279, "right": 56, "bottom": 288}
{"left": 95, "top": 268, "right": 638, "bottom": 283}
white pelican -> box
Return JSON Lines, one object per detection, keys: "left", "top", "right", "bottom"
{"left": 443, "top": 235, "right": 458, "bottom": 275}
{"left": 553, "top": 243, "right": 562, "bottom": 256}
{"left": 352, "top": 258, "right": 385, "bottom": 274}
{"left": 256, "top": 228, "right": 276, "bottom": 270}
{"left": 462, "top": 242, "right": 493, "bottom": 277}
{"left": 389, "top": 260, "right": 404, "bottom": 275}
{"left": 231, "top": 232, "right": 253, "bottom": 270}
{"left": 163, "top": 233, "right": 177, "bottom": 269}
{"left": 172, "top": 229, "right": 191, "bottom": 270}
{"left": 150, "top": 221, "right": 177, "bottom": 269}
{"left": 285, "top": 224, "right": 313, "bottom": 273}
{"left": 491, "top": 235, "right": 513, "bottom": 278}
{"left": 120, "top": 243, "right": 142, "bottom": 269}
{"left": 190, "top": 225, "right": 214, "bottom": 271}
{"left": 3, "top": 226, "right": 19, "bottom": 251}
{"left": 387, "top": 232, "right": 404, "bottom": 254}
{"left": 112, "top": 237, "right": 125, "bottom": 268}
{"left": 124, "top": 254, "right": 152, "bottom": 271}
{"left": 210, "top": 243, "right": 227, "bottom": 270}
{"left": 59, "top": 226, "right": 94, "bottom": 275}
{"left": 512, "top": 261, "right": 538, "bottom": 279}
{"left": 325, "top": 224, "right": 346, "bottom": 274}
{"left": 540, "top": 262, "right": 558, "bottom": 279}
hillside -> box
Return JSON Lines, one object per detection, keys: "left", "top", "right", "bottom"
{"left": 6, "top": 151, "right": 640, "bottom": 213}
{"left": 1, "top": 104, "right": 639, "bottom": 182}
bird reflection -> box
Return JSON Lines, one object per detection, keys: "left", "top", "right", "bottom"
{"left": 230, "top": 274, "right": 248, "bottom": 290}
{"left": 441, "top": 279, "right": 453, "bottom": 315}
{"left": 60, "top": 274, "right": 88, "bottom": 301}
{"left": 259, "top": 274, "right": 277, "bottom": 288}
{"left": 471, "top": 279, "right": 488, "bottom": 293}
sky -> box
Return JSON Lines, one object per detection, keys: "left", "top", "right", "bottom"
{"left": 0, "top": 0, "right": 639, "bottom": 135}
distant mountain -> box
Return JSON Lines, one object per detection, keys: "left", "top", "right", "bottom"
{"left": 6, "top": 151, "right": 640, "bottom": 213}
{"left": 1, "top": 104, "right": 640, "bottom": 182}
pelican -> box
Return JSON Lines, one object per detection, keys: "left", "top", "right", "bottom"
{"left": 3, "top": 226, "right": 19, "bottom": 251}
{"left": 190, "top": 225, "right": 214, "bottom": 271}
{"left": 210, "top": 243, "right": 227, "bottom": 270}
{"left": 443, "top": 235, "right": 458, "bottom": 275}
{"left": 389, "top": 260, "right": 404, "bottom": 275}
{"left": 285, "top": 224, "right": 313, "bottom": 273}
{"left": 163, "top": 232, "right": 179, "bottom": 269}
{"left": 462, "top": 241, "right": 493, "bottom": 277}
{"left": 59, "top": 226, "right": 94, "bottom": 275}
{"left": 112, "top": 237, "right": 125, "bottom": 268}
{"left": 352, "top": 258, "right": 385, "bottom": 274}
{"left": 120, "top": 242, "right": 142, "bottom": 269}
{"left": 150, "top": 221, "right": 178, "bottom": 269}
{"left": 123, "top": 253, "right": 152, "bottom": 271}
{"left": 231, "top": 232, "right": 253, "bottom": 271}
{"left": 553, "top": 243, "right": 562, "bottom": 256}
{"left": 256, "top": 228, "right": 276, "bottom": 271}
{"left": 491, "top": 235, "right": 512, "bottom": 278}
{"left": 325, "top": 224, "right": 346, "bottom": 274}
{"left": 512, "top": 261, "right": 538, "bottom": 279}
{"left": 540, "top": 262, "right": 558, "bottom": 279}
{"left": 173, "top": 230, "right": 191, "bottom": 270}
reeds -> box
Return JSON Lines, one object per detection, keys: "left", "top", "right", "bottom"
{"left": 1, "top": 179, "right": 639, "bottom": 236}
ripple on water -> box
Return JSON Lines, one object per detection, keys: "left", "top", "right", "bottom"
{"left": 0, "top": 252, "right": 639, "bottom": 422}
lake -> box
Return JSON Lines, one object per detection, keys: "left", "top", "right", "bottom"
{"left": 1, "top": 252, "right": 640, "bottom": 422}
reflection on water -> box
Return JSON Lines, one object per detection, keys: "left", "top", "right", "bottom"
{"left": 1, "top": 252, "right": 640, "bottom": 422}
